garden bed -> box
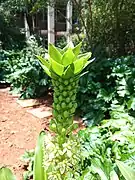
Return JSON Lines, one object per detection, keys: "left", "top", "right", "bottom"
{"left": 0, "top": 88, "right": 49, "bottom": 179}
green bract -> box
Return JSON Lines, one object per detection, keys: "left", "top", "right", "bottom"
{"left": 36, "top": 42, "right": 92, "bottom": 79}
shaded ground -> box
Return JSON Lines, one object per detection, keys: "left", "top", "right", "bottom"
{"left": 0, "top": 88, "right": 51, "bottom": 179}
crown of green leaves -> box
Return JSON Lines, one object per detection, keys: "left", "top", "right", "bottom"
{"left": 36, "top": 42, "right": 92, "bottom": 79}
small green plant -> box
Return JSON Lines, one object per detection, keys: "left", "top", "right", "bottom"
{"left": 0, "top": 167, "right": 16, "bottom": 180}
{"left": 21, "top": 149, "right": 35, "bottom": 180}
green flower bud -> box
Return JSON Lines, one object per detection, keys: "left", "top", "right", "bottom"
{"left": 66, "top": 97, "right": 70, "bottom": 103}
{"left": 74, "top": 102, "right": 78, "bottom": 109}
{"left": 50, "top": 123, "right": 57, "bottom": 131}
{"left": 69, "top": 78, "right": 74, "bottom": 83}
{"left": 72, "top": 82, "right": 76, "bottom": 87}
{"left": 55, "top": 81, "right": 59, "bottom": 87}
{"left": 53, "top": 110, "right": 58, "bottom": 117}
{"left": 70, "top": 107, "right": 75, "bottom": 114}
{"left": 54, "top": 97, "right": 58, "bottom": 103}
{"left": 62, "top": 91, "right": 68, "bottom": 97}
{"left": 52, "top": 80, "right": 56, "bottom": 86}
{"left": 61, "top": 128, "right": 66, "bottom": 135}
{"left": 61, "top": 102, "right": 66, "bottom": 109}
{"left": 55, "top": 91, "right": 60, "bottom": 97}
{"left": 59, "top": 85, "right": 64, "bottom": 91}
{"left": 58, "top": 95, "right": 63, "bottom": 102}
{"left": 57, "top": 115, "right": 63, "bottom": 122}
{"left": 52, "top": 103, "right": 55, "bottom": 108}
{"left": 69, "top": 91, "right": 74, "bottom": 96}
{"left": 67, "top": 85, "right": 72, "bottom": 91}
{"left": 58, "top": 77, "right": 63, "bottom": 83}
{"left": 72, "top": 95, "right": 76, "bottom": 101}
{"left": 63, "top": 111, "right": 69, "bottom": 118}
{"left": 58, "top": 136, "right": 65, "bottom": 144}
{"left": 56, "top": 104, "right": 61, "bottom": 111}
{"left": 64, "top": 80, "right": 69, "bottom": 85}
{"left": 69, "top": 102, "right": 73, "bottom": 108}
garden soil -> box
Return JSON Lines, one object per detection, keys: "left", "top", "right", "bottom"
{"left": 0, "top": 88, "right": 51, "bottom": 179}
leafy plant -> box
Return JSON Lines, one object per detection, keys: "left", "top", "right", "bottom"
{"left": 36, "top": 42, "right": 93, "bottom": 179}
{"left": 0, "top": 167, "right": 16, "bottom": 180}
{"left": 3, "top": 36, "right": 50, "bottom": 99}
{"left": 78, "top": 55, "right": 135, "bottom": 126}
{"left": 73, "top": 0, "right": 135, "bottom": 57}
{"left": 21, "top": 150, "right": 35, "bottom": 180}
{"left": 79, "top": 104, "right": 135, "bottom": 179}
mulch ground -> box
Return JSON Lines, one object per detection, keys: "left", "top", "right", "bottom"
{"left": 0, "top": 88, "right": 50, "bottom": 179}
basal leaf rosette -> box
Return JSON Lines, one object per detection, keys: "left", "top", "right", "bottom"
{"left": 36, "top": 42, "right": 92, "bottom": 79}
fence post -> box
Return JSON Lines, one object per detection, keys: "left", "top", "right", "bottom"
{"left": 66, "top": 0, "right": 73, "bottom": 43}
{"left": 48, "top": 1, "right": 55, "bottom": 45}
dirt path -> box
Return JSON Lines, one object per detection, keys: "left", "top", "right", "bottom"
{"left": 0, "top": 89, "right": 49, "bottom": 179}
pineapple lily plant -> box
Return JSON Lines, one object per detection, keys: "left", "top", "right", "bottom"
{"left": 36, "top": 42, "right": 92, "bottom": 139}
{"left": 35, "top": 42, "right": 93, "bottom": 179}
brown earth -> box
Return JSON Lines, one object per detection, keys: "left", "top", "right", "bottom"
{"left": 0, "top": 88, "right": 51, "bottom": 179}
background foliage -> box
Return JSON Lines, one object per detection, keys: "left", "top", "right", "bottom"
{"left": 77, "top": 55, "right": 135, "bottom": 126}
{"left": 72, "top": 0, "right": 135, "bottom": 57}
{"left": 0, "top": 36, "right": 50, "bottom": 99}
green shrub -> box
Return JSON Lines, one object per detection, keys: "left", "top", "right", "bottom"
{"left": 78, "top": 55, "right": 135, "bottom": 126}
{"left": 0, "top": 9, "right": 25, "bottom": 50}
{"left": 2, "top": 36, "right": 50, "bottom": 99}
{"left": 79, "top": 104, "right": 135, "bottom": 179}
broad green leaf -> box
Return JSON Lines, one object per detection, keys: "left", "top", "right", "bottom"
{"left": 49, "top": 43, "right": 62, "bottom": 63}
{"left": 63, "top": 65, "right": 74, "bottom": 79}
{"left": 110, "top": 170, "right": 119, "bottom": 180}
{"left": 33, "top": 131, "right": 47, "bottom": 180}
{"left": 83, "top": 59, "right": 94, "bottom": 69}
{"left": 116, "top": 160, "right": 135, "bottom": 180}
{"left": 82, "top": 52, "right": 92, "bottom": 65}
{"left": 63, "top": 42, "right": 74, "bottom": 52}
{"left": 56, "top": 47, "right": 64, "bottom": 54}
{"left": 127, "top": 97, "right": 135, "bottom": 110}
{"left": 36, "top": 55, "right": 50, "bottom": 69}
{"left": 73, "top": 58, "right": 84, "bottom": 74}
{"left": 78, "top": 52, "right": 92, "bottom": 59}
{"left": 62, "top": 48, "right": 75, "bottom": 67}
{"left": 0, "top": 167, "right": 16, "bottom": 180}
{"left": 39, "top": 62, "right": 51, "bottom": 77}
{"left": 91, "top": 158, "right": 108, "bottom": 180}
{"left": 50, "top": 58, "right": 64, "bottom": 76}
{"left": 73, "top": 42, "right": 82, "bottom": 57}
